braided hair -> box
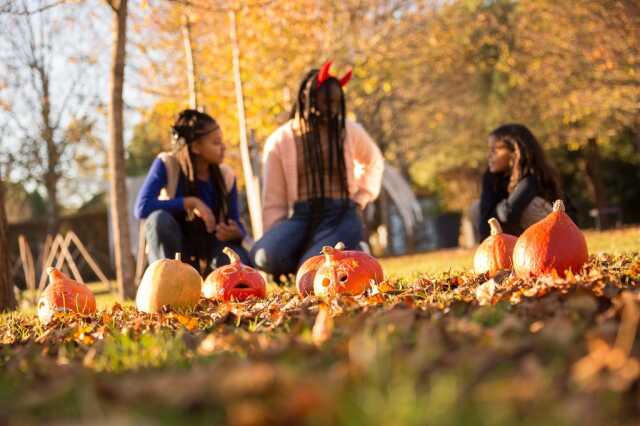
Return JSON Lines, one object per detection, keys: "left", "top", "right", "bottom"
{"left": 171, "top": 109, "right": 229, "bottom": 221}
{"left": 290, "top": 69, "right": 349, "bottom": 218}
{"left": 171, "top": 109, "right": 230, "bottom": 274}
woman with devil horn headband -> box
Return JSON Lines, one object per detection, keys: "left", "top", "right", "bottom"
{"left": 250, "top": 62, "right": 384, "bottom": 280}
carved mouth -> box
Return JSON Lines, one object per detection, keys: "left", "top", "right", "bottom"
{"left": 234, "top": 282, "right": 251, "bottom": 289}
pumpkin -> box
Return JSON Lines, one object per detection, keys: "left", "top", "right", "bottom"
{"left": 313, "top": 245, "right": 384, "bottom": 297}
{"left": 135, "top": 253, "right": 202, "bottom": 313}
{"left": 38, "top": 267, "right": 96, "bottom": 324}
{"left": 513, "top": 200, "right": 588, "bottom": 278}
{"left": 203, "top": 247, "right": 266, "bottom": 301}
{"left": 296, "top": 242, "right": 345, "bottom": 297}
{"left": 473, "top": 218, "right": 517, "bottom": 276}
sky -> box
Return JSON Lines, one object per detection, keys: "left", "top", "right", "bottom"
{"left": 0, "top": 0, "right": 155, "bottom": 209}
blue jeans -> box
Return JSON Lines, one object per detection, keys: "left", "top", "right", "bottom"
{"left": 145, "top": 210, "right": 251, "bottom": 275}
{"left": 250, "top": 199, "right": 363, "bottom": 278}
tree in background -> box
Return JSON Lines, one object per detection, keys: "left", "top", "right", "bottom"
{"left": 105, "top": 0, "right": 135, "bottom": 299}
{"left": 0, "top": 3, "right": 103, "bottom": 233}
{"left": 0, "top": 171, "right": 18, "bottom": 311}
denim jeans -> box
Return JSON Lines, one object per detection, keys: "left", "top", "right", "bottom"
{"left": 145, "top": 210, "right": 251, "bottom": 275}
{"left": 250, "top": 199, "right": 364, "bottom": 278}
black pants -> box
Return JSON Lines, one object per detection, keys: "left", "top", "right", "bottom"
{"left": 145, "top": 209, "right": 251, "bottom": 275}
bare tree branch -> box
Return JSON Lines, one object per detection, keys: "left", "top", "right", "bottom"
{"left": 0, "top": 0, "right": 68, "bottom": 15}
{"left": 165, "top": 0, "right": 278, "bottom": 13}
{"left": 103, "top": 0, "right": 118, "bottom": 13}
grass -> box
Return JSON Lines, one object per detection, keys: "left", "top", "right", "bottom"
{"left": 380, "top": 225, "right": 640, "bottom": 276}
{"left": 1, "top": 226, "right": 640, "bottom": 426}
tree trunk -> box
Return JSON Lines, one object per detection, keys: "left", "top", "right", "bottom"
{"left": 229, "top": 9, "right": 263, "bottom": 239}
{"left": 182, "top": 13, "right": 198, "bottom": 109}
{"left": 108, "top": 0, "right": 135, "bottom": 300}
{"left": 583, "top": 137, "right": 608, "bottom": 228}
{"left": 38, "top": 65, "right": 60, "bottom": 234}
{"left": 43, "top": 176, "right": 59, "bottom": 234}
{"left": 0, "top": 175, "right": 18, "bottom": 312}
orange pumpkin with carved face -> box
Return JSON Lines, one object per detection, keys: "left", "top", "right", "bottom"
{"left": 296, "top": 242, "right": 345, "bottom": 297}
{"left": 203, "top": 247, "right": 266, "bottom": 301}
{"left": 473, "top": 218, "right": 517, "bottom": 277}
{"left": 513, "top": 200, "right": 588, "bottom": 278}
{"left": 313, "top": 245, "right": 383, "bottom": 297}
{"left": 38, "top": 267, "right": 96, "bottom": 324}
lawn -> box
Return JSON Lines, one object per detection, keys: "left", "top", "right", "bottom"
{"left": 380, "top": 226, "right": 640, "bottom": 277}
{"left": 1, "top": 226, "right": 640, "bottom": 426}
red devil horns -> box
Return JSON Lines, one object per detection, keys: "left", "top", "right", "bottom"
{"left": 317, "top": 60, "right": 352, "bottom": 88}
{"left": 317, "top": 60, "right": 332, "bottom": 87}
{"left": 339, "top": 69, "right": 352, "bottom": 87}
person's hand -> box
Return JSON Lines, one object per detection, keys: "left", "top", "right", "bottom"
{"left": 184, "top": 197, "right": 216, "bottom": 233}
{"left": 215, "top": 220, "right": 243, "bottom": 242}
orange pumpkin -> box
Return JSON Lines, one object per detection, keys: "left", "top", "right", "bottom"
{"left": 296, "top": 242, "right": 345, "bottom": 297}
{"left": 136, "top": 253, "right": 202, "bottom": 313}
{"left": 38, "top": 267, "right": 96, "bottom": 324}
{"left": 513, "top": 200, "right": 588, "bottom": 278}
{"left": 203, "top": 247, "right": 266, "bottom": 301}
{"left": 313, "top": 245, "right": 384, "bottom": 297}
{"left": 473, "top": 218, "right": 517, "bottom": 276}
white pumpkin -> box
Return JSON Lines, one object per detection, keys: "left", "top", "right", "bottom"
{"left": 135, "top": 253, "right": 202, "bottom": 313}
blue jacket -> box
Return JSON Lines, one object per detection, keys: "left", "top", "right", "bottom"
{"left": 134, "top": 153, "right": 246, "bottom": 236}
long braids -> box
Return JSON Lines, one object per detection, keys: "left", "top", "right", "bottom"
{"left": 291, "top": 70, "right": 349, "bottom": 219}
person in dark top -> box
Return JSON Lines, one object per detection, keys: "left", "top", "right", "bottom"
{"left": 134, "top": 109, "right": 250, "bottom": 276}
{"left": 474, "top": 123, "right": 568, "bottom": 240}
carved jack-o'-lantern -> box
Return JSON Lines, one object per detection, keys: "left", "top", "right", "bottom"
{"left": 313, "top": 245, "right": 383, "bottom": 297}
{"left": 203, "top": 247, "right": 266, "bottom": 301}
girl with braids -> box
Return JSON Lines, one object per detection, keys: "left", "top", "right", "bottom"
{"left": 250, "top": 62, "right": 384, "bottom": 279}
{"left": 474, "top": 123, "right": 575, "bottom": 240}
{"left": 134, "top": 109, "right": 250, "bottom": 276}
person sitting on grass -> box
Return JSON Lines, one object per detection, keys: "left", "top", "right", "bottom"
{"left": 250, "top": 61, "right": 384, "bottom": 280}
{"left": 472, "top": 123, "right": 574, "bottom": 241}
{"left": 134, "top": 109, "right": 250, "bottom": 276}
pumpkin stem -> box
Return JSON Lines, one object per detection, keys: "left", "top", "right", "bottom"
{"left": 223, "top": 247, "right": 241, "bottom": 264}
{"left": 335, "top": 242, "right": 345, "bottom": 250}
{"left": 553, "top": 200, "right": 565, "bottom": 212}
{"left": 175, "top": 253, "right": 182, "bottom": 262}
{"left": 488, "top": 218, "right": 502, "bottom": 236}
{"left": 321, "top": 245, "right": 336, "bottom": 262}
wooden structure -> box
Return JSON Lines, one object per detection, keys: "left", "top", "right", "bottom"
{"left": 14, "top": 231, "right": 111, "bottom": 306}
